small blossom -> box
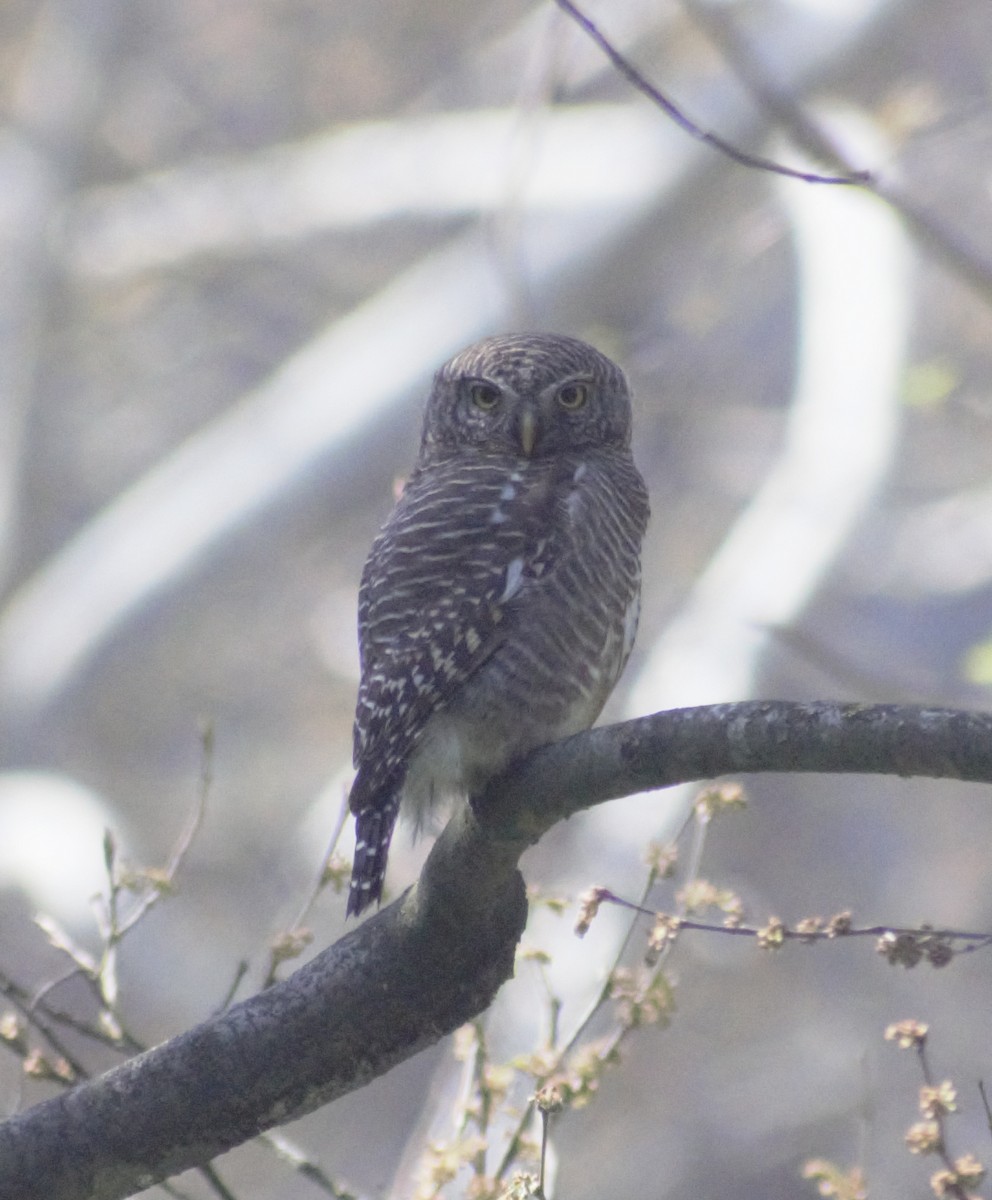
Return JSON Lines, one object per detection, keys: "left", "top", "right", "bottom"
{"left": 827, "top": 911, "right": 853, "bottom": 937}
{"left": 98, "top": 1009, "right": 124, "bottom": 1043}
{"left": 757, "top": 916, "right": 786, "bottom": 950}
{"left": 517, "top": 944, "right": 551, "bottom": 965}
{"left": 575, "top": 886, "right": 609, "bottom": 937}
{"left": 905, "top": 1120, "right": 942, "bottom": 1155}
{"left": 802, "top": 1159, "right": 868, "bottom": 1200}
{"left": 919, "top": 1081, "right": 957, "bottom": 1118}
{"left": 557, "top": 1038, "right": 621, "bottom": 1108}
{"left": 23, "top": 1050, "right": 75, "bottom": 1083}
{"left": 885, "top": 1019, "right": 929, "bottom": 1049}
{"left": 677, "top": 880, "right": 742, "bottom": 918}
{"left": 51, "top": 1056, "right": 76, "bottom": 1082}
{"left": 928, "top": 1164, "right": 981, "bottom": 1199}
{"left": 502, "top": 1173, "right": 541, "bottom": 1200}
{"left": 319, "top": 854, "right": 350, "bottom": 891}
{"left": 694, "top": 782, "right": 746, "bottom": 821}
{"left": 645, "top": 841, "right": 678, "bottom": 878}
{"left": 677, "top": 879, "right": 719, "bottom": 912}
{"left": 722, "top": 894, "right": 745, "bottom": 928}
{"left": 645, "top": 914, "right": 681, "bottom": 965}
{"left": 482, "top": 1064, "right": 514, "bottom": 1103}
{"left": 0, "top": 1012, "right": 24, "bottom": 1048}
{"left": 535, "top": 1083, "right": 565, "bottom": 1113}
{"left": 23, "top": 1050, "right": 45, "bottom": 1079}
{"left": 129, "top": 865, "right": 175, "bottom": 894}
{"left": 414, "top": 1135, "right": 489, "bottom": 1199}
{"left": 269, "top": 928, "right": 313, "bottom": 964}
{"left": 929, "top": 1168, "right": 956, "bottom": 1197}
{"left": 796, "top": 917, "right": 824, "bottom": 943}
{"left": 609, "top": 968, "right": 675, "bottom": 1028}
{"left": 952, "top": 1154, "right": 985, "bottom": 1188}
{"left": 418, "top": 1141, "right": 459, "bottom": 1192}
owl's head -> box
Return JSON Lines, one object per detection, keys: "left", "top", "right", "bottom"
{"left": 420, "top": 333, "right": 633, "bottom": 461}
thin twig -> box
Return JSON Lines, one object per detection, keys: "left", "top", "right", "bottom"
{"left": 911, "top": 1040, "right": 972, "bottom": 1200}
{"left": 214, "top": 961, "right": 250, "bottom": 1015}
{"left": 553, "top": 0, "right": 868, "bottom": 185}
{"left": 29, "top": 995, "right": 139, "bottom": 1053}
{"left": 261, "top": 789, "right": 351, "bottom": 989}
{"left": 262, "top": 1131, "right": 359, "bottom": 1198}
{"left": 0, "top": 970, "right": 89, "bottom": 1080}
{"left": 198, "top": 1163, "right": 239, "bottom": 1200}
{"left": 979, "top": 1080, "right": 992, "bottom": 1136}
{"left": 681, "top": 0, "right": 992, "bottom": 303}
{"left": 288, "top": 789, "right": 352, "bottom": 934}
{"left": 538, "top": 1106, "right": 550, "bottom": 1197}
{"left": 116, "top": 721, "right": 214, "bottom": 940}
{"left": 160, "top": 1180, "right": 197, "bottom": 1200}
{"left": 494, "top": 795, "right": 708, "bottom": 1182}
{"left": 594, "top": 892, "right": 992, "bottom": 959}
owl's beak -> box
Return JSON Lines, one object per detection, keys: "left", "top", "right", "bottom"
{"left": 518, "top": 407, "right": 538, "bottom": 457}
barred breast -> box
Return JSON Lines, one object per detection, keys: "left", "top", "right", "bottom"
{"left": 399, "top": 445, "right": 648, "bottom": 826}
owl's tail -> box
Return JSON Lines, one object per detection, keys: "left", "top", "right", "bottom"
{"left": 346, "top": 790, "right": 400, "bottom": 918}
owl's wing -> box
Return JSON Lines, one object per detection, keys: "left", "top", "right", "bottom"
{"left": 350, "top": 455, "right": 567, "bottom": 803}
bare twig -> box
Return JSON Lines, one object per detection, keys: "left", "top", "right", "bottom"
{"left": 552, "top": 0, "right": 868, "bottom": 185}
{"left": 261, "top": 789, "right": 351, "bottom": 989}
{"left": 895, "top": 1030, "right": 978, "bottom": 1200}
{"left": 979, "top": 1080, "right": 992, "bottom": 1134}
{"left": 494, "top": 793, "right": 709, "bottom": 1183}
{"left": 0, "top": 970, "right": 88, "bottom": 1081}
{"left": 587, "top": 891, "right": 992, "bottom": 964}
{"left": 681, "top": 0, "right": 992, "bottom": 303}
{"left": 197, "top": 1164, "right": 238, "bottom": 1200}
{"left": 214, "top": 962, "right": 250, "bottom": 1016}
{"left": 261, "top": 1131, "right": 359, "bottom": 1198}
{"left": 114, "top": 722, "right": 214, "bottom": 942}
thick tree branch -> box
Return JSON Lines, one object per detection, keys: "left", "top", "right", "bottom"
{"left": 2, "top": 701, "right": 990, "bottom": 1200}
{"left": 480, "top": 701, "right": 992, "bottom": 834}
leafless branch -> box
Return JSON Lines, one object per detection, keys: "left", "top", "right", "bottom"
{"left": 680, "top": 0, "right": 992, "bottom": 303}
{"left": 552, "top": 0, "right": 868, "bottom": 185}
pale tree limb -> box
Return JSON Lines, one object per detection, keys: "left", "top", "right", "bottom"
{"left": 0, "top": 0, "right": 126, "bottom": 589}
{"left": 1, "top": 701, "right": 991, "bottom": 1200}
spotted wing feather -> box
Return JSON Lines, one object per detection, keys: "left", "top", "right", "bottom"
{"left": 346, "top": 457, "right": 562, "bottom": 914}
{"left": 352, "top": 456, "right": 562, "bottom": 798}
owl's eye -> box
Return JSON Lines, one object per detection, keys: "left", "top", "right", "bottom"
{"left": 557, "top": 382, "right": 589, "bottom": 410}
{"left": 468, "top": 382, "right": 501, "bottom": 411}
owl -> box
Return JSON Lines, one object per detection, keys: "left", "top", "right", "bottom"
{"left": 346, "top": 333, "right": 649, "bottom": 916}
